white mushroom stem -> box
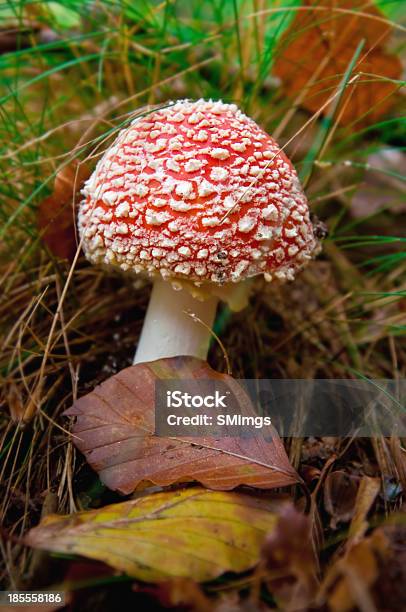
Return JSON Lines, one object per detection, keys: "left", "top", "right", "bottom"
{"left": 134, "top": 277, "right": 218, "bottom": 364}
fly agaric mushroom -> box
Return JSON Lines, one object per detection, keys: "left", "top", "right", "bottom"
{"left": 78, "top": 99, "right": 320, "bottom": 364}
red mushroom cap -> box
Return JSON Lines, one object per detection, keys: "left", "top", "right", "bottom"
{"left": 79, "top": 99, "right": 319, "bottom": 286}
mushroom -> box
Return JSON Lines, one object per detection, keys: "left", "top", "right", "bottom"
{"left": 78, "top": 99, "right": 320, "bottom": 364}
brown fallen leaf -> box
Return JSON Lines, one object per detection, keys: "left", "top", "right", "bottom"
{"left": 214, "top": 595, "right": 271, "bottom": 612}
{"left": 273, "top": 0, "right": 402, "bottom": 127}
{"left": 25, "top": 487, "right": 288, "bottom": 583}
{"left": 66, "top": 357, "right": 299, "bottom": 493}
{"left": 262, "top": 505, "right": 318, "bottom": 611}
{"left": 38, "top": 161, "right": 89, "bottom": 261}
{"left": 58, "top": 560, "right": 116, "bottom": 610}
{"left": 372, "top": 524, "right": 406, "bottom": 612}
{"left": 319, "top": 528, "right": 390, "bottom": 612}
{"left": 319, "top": 480, "right": 397, "bottom": 612}
{"left": 323, "top": 470, "right": 360, "bottom": 529}
{"left": 134, "top": 578, "right": 212, "bottom": 611}
{"left": 347, "top": 476, "right": 381, "bottom": 548}
{"left": 136, "top": 576, "right": 271, "bottom": 611}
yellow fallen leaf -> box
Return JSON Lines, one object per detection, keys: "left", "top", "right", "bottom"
{"left": 25, "top": 487, "right": 287, "bottom": 583}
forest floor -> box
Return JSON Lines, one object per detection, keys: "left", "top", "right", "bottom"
{"left": 0, "top": 1, "right": 405, "bottom": 610}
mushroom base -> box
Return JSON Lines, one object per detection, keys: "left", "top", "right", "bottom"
{"left": 133, "top": 278, "right": 218, "bottom": 364}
